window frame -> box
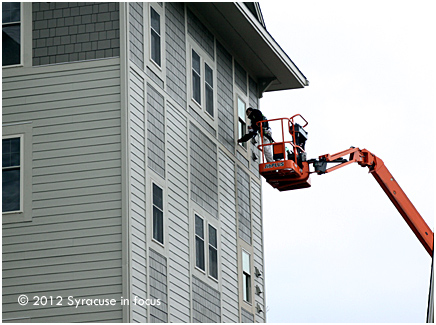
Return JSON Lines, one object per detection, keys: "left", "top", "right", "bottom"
{"left": 2, "top": 135, "right": 23, "bottom": 214}
{"left": 193, "top": 211, "right": 219, "bottom": 282}
{"left": 188, "top": 43, "right": 216, "bottom": 121}
{"left": 242, "top": 249, "right": 252, "bottom": 304}
{"left": 2, "top": 122, "right": 32, "bottom": 224}
{"left": 149, "top": 4, "right": 161, "bottom": 68}
{"left": 151, "top": 181, "right": 165, "bottom": 246}
{"left": 208, "top": 223, "right": 218, "bottom": 280}
{"left": 2, "top": 2, "right": 23, "bottom": 68}
{"left": 237, "top": 95, "right": 247, "bottom": 149}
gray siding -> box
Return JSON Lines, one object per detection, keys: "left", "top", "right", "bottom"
{"left": 32, "top": 2, "right": 120, "bottom": 66}
{"left": 149, "top": 249, "right": 168, "bottom": 323}
{"left": 166, "top": 103, "right": 191, "bottom": 322}
{"left": 189, "top": 123, "right": 218, "bottom": 219}
{"left": 165, "top": 2, "right": 186, "bottom": 109}
{"left": 147, "top": 83, "right": 165, "bottom": 179}
{"left": 192, "top": 276, "right": 221, "bottom": 323}
{"left": 218, "top": 150, "right": 240, "bottom": 322}
{"left": 129, "top": 2, "right": 144, "bottom": 69}
{"left": 187, "top": 8, "right": 214, "bottom": 60}
{"left": 129, "top": 70, "right": 148, "bottom": 323}
{"left": 251, "top": 179, "right": 265, "bottom": 323}
{"left": 241, "top": 308, "right": 255, "bottom": 323}
{"left": 2, "top": 59, "right": 123, "bottom": 322}
{"left": 249, "top": 77, "right": 258, "bottom": 109}
{"left": 234, "top": 60, "right": 247, "bottom": 95}
{"left": 237, "top": 166, "right": 251, "bottom": 244}
{"left": 217, "top": 41, "right": 234, "bottom": 153}
{"left": 188, "top": 105, "right": 216, "bottom": 138}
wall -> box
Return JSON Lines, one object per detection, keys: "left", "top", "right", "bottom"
{"left": 2, "top": 58, "right": 123, "bottom": 322}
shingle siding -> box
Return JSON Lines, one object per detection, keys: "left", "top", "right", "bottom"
{"left": 189, "top": 123, "right": 219, "bottom": 219}
{"left": 32, "top": 2, "right": 120, "bottom": 65}
{"left": 192, "top": 276, "right": 221, "bottom": 323}
{"left": 217, "top": 41, "right": 235, "bottom": 153}
{"left": 129, "top": 2, "right": 144, "bottom": 69}
{"left": 165, "top": 2, "right": 186, "bottom": 109}
{"left": 149, "top": 249, "right": 169, "bottom": 323}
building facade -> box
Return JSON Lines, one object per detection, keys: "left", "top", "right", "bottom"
{"left": 2, "top": 2, "right": 307, "bottom": 322}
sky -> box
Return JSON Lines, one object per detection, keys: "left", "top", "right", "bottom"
{"left": 258, "top": 1, "right": 435, "bottom": 323}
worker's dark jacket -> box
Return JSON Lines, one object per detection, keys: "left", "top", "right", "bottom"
{"left": 239, "top": 109, "right": 272, "bottom": 143}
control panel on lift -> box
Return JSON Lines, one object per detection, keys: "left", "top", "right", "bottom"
{"left": 257, "top": 114, "right": 311, "bottom": 191}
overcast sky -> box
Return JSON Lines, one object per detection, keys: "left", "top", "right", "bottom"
{"left": 259, "top": 1, "right": 435, "bottom": 322}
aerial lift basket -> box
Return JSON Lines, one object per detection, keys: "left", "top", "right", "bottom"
{"left": 257, "top": 114, "right": 311, "bottom": 191}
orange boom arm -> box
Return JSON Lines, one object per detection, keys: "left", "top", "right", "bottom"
{"left": 314, "top": 147, "right": 434, "bottom": 256}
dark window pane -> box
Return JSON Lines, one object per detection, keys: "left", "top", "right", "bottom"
{"left": 152, "top": 183, "right": 163, "bottom": 210}
{"left": 150, "top": 7, "right": 160, "bottom": 34}
{"left": 3, "top": 2, "right": 20, "bottom": 23}
{"left": 192, "top": 49, "right": 200, "bottom": 73}
{"left": 2, "top": 23, "right": 20, "bottom": 66}
{"left": 2, "top": 138, "right": 20, "bottom": 168}
{"left": 208, "top": 224, "right": 217, "bottom": 247}
{"left": 153, "top": 206, "right": 164, "bottom": 244}
{"left": 195, "top": 236, "right": 205, "bottom": 270}
{"left": 195, "top": 215, "right": 203, "bottom": 238}
{"left": 205, "top": 64, "right": 213, "bottom": 87}
{"left": 2, "top": 168, "right": 20, "bottom": 212}
{"left": 209, "top": 246, "right": 218, "bottom": 279}
{"left": 205, "top": 85, "right": 213, "bottom": 117}
{"left": 151, "top": 31, "right": 161, "bottom": 66}
{"left": 192, "top": 71, "right": 201, "bottom": 104}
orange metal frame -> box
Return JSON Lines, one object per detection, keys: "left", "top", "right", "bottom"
{"left": 257, "top": 115, "right": 311, "bottom": 192}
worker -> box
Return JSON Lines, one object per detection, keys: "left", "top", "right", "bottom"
{"left": 237, "top": 107, "right": 274, "bottom": 162}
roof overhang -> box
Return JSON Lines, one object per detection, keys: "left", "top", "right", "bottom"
{"left": 187, "top": 2, "right": 308, "bottom": 94}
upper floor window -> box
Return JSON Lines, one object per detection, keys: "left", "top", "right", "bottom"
{"left": 2, "top": 2, "right": 21, "bottom": 66}
{"left": 2, "top": 137, "right": 21, "bottom": 212}
{"left": 152, "top": 183, "right": 164, "bottom": 245}
{"left": 238, "top": 97, "right": 247, "bottom": 148}
{"left": 191, "top": 48, "right": 215, "bottom": 118}
{"left": 195, "top": 214, "right": 219, "bottom": 280}
{"left": 150, "top": 6, "right": 161, "bottom": 67}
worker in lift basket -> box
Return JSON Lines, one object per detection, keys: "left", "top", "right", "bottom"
{"left": 237, "top": 107, "right": 274, "bottom": 162}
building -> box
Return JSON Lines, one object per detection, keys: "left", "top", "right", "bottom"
{"left": 2, "top": 2, "right": 307, "bottom": 322}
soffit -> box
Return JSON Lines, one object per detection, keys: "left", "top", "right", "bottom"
{"left": 187, "top": 2, "right": 308, "bottom": 93}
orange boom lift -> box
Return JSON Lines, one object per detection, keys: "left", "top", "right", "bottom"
{"left": 257, "top": 114, "right": 433, "bottom": 256}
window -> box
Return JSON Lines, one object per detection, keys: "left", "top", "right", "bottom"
{"left": 190, "top": 48, "right": 215, "bottom": 118}
{"left": 192, "top": 49, "right": 201, "bottom": 105}
{"left": 195, "top": 214, "right": 219, "bottom": 279}
{"left": 208, "top": 224, "right": 218, "bottom": 279}
{"left": 195, "top": 214, "right": 205, "bottom": 271}
{"left": 152, "top": 183, "right": 164, "bottom": 244}
{"left": 205, "top": 63, "right": 214, "bottom": 117}
{"left": 2, "top": 2, "right": 21, "bottom": 66}
{"left": 238, "top": 97, "right": 247, "bottom": 148}
{"left": 150, "top": 6, "right": 161, "bottom": 66}
{"left": 242, "top": 250, "right": 252, "bottom": 303}
{"left": 2, "top": 137, "right": 21, "bottom": 212}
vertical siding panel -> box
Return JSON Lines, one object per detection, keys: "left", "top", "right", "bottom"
{"left": 219, "top": 150, "right": 240, "bottom": 322}
{"left": 251, "top": 179, "right": 266, "bottom": 323}
{"left": 129, "top": 2, "right": 144, "bottom": 69}
{"left": 147, "top": 84, "right": 165, "bottom": 178}
{"left": 167, "top": 103, "right": 191, "bottom": 322}
{"left": 129, "top": 70, "right": 147, "bottom": 322}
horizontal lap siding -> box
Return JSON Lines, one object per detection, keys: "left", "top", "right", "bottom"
{"left": 129, "top": 69, "right": 147, "bottom": 323}
{"left": 2, "top": 59, "right": 123, "bottom": 322}
{"left": 167, "top": 103, "right": 191, "bottom": 322}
